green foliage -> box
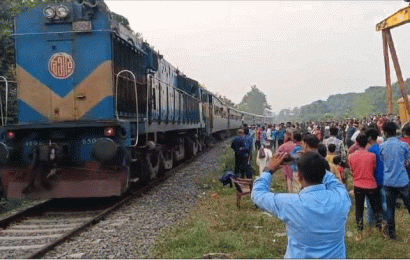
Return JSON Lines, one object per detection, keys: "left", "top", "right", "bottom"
{"left": 110, "top": 11, "right": 131, "bottom": 30}
{"left": 239, "top": 85, "right": 271, "bottom": 115}
{"left": 0, "top": 0, "right": 73, "bottom": 123}
{"left": 274, "top": 79, "right": 410, "bottom": 123}
{"left": 0, "top": 0, "right": 42, "bottom": 123}
{"left": 216, "top": 94, "right": 236, "bottom": 108}
{"left": 1, "top": 0, "right": 72, "bottom": 77}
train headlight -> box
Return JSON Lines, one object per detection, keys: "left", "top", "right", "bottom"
{"left": 43, "top": 7, "right": 56, "bottom": 19}
{"left": 56, "top": 5, "right": 69, "bottom": 19}
{"left": 104, "top": 127, "right": 116, "bottom": 137}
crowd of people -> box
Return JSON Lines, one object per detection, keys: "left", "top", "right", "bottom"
{"left": 231, "top": 115, "right": 410, "bottom": 258}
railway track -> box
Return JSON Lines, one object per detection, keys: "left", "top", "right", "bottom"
{"left": 0, "top": 197, "right": 130, "bottom": 259}
{"left": 0, "top": 140, "right": 218, "bottom": 259}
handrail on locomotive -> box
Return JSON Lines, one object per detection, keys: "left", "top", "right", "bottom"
{"left": 0, "top": 76, "right": 9, "bottom": 126}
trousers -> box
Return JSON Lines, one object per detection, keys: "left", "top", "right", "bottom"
{"left": 354, "top": 186, "right": 382, "bottom": 231}
{"left": 383, "top": 185, "right": 410, "bottom": 238}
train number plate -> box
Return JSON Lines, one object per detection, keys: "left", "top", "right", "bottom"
{"left": 24, "top": 141, "right": 39, "bottom": 147}
{"left": 73, "top": 21, "right": 92, "bottom": 32}
{"left": 82, "top": 138, "right": 97, "bottom": 145}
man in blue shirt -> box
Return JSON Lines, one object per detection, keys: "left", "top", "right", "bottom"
{"left": 365, "top": 127, "right": 387, "bottom": 226}
{"left": 379, "top": 121, "right": 410, "bottom": 239}
{"left": 243, "top": 127, "right": 253, "bottom": 178}
{"left": 251, "top": 152, "right": 351, "bottom": 259}
{"left": 271, "top": 125, "right": 278, "bottom": 150}
{"left": 277, "top": 124, "right": 286, "bottom": 147}
{"left": 249, "top": 125, "right": 256, "bottom": 152}
{"left": 231, "top": 129, "right": 247, "bottom": 178}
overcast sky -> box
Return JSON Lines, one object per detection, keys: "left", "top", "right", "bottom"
{"left": 106, "top": 1, "right": 410, "bottom": 113}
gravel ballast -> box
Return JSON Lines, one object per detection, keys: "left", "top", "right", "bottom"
{"left": 42, "top": 139, "right": 229, "bottom": 259}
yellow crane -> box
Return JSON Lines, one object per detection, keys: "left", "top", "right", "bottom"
{"left": 376, "top": 2, "right": 410, "bottom": 123}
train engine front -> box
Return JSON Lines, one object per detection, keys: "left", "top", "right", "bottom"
{"left": 0, "top": 0, "right": 136, "bottom": 199}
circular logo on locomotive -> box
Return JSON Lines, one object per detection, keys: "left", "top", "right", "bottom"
{"left": 48, "top": 52, "right": 75, "bottom": 79}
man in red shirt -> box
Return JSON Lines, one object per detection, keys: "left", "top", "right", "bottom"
{"left": 276, "top": 132, "right": 296, "bottom": 192}
{"left": 401, "top": 124, "right": 410, "bottom": 146}
{"left": 349, "top": 134, "right": 382, "bottom": 234}
{"left": 255, "top": 126, "right": 262, "bottom": 150}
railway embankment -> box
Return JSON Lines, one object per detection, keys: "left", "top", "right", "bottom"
{"left": 39, "top": 138, "right": 231, "bottom": 259}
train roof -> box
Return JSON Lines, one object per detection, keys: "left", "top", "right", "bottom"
{"left": 81, "top": 0, "right": 273, "bottom": 121}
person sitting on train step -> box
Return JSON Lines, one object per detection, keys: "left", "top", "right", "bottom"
{"left": 23, "top": 144, "right": 57, "bottom": 194}
{"left": 251, "top": 152, "right": 351, "bottom": 258}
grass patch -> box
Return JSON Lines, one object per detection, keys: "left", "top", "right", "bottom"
{"left": 151, "top": 146, "right": 410, "bottom": 259}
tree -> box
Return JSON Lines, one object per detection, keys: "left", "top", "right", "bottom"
{"left": 215, "top": 93, "right": 236, "bottom": 108}
{"left": 0, "top": 0, "right": 71, "bottom": 123}
{"left": 110, "top": 11, "right": 131, "bottom": 30}
{"left": 238, "top": 85, "right": 271, "bottom": 115}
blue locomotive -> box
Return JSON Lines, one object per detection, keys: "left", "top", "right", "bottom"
{"left": 0, "top": 0, "right": 273, "bottom": 199}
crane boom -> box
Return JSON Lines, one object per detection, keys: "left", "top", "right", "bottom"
{"left": 376, "top": 3, "right": 410, "bottom": 122}
{"left": 376, "top": 5, "right": 410, "bottom": 31}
